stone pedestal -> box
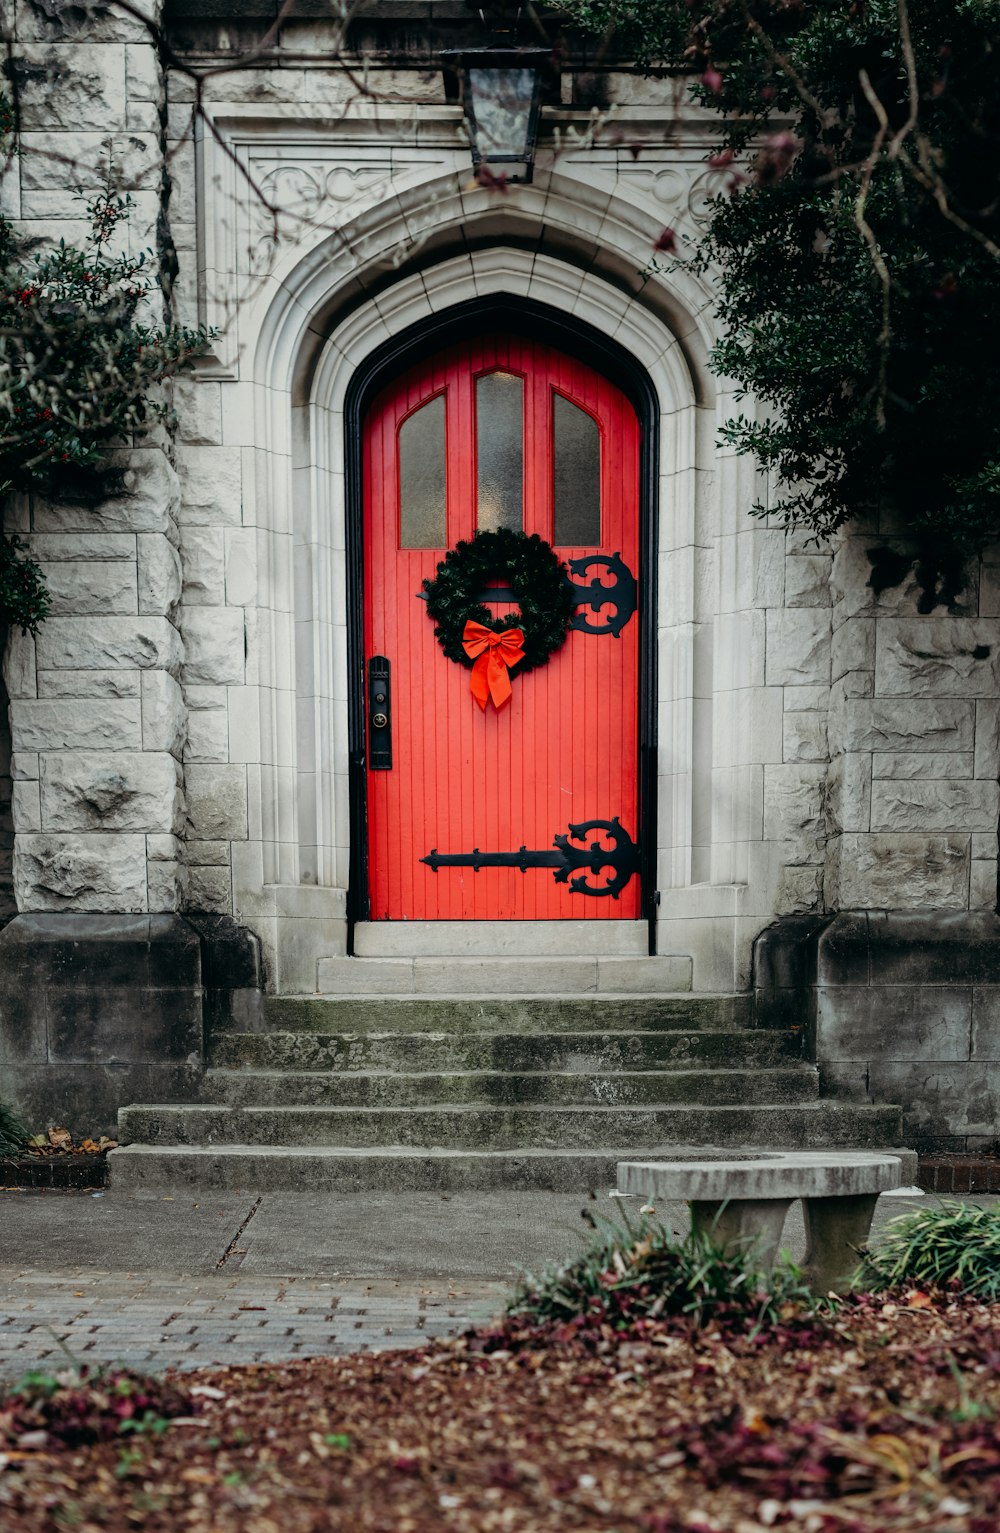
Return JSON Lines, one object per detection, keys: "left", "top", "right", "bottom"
{"left": 0, "top": 913, "right": 202, "bottom": 1136}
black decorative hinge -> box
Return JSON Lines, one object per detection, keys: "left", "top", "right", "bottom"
{"left": 421, "top": 817, "right": 640, "bottom": 898}
{"left": 566, "top": 552, "right": 637, "bottom": 637}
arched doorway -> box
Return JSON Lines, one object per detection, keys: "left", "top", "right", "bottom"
{"left": 351, "top": 310, "right": 654, "bottom": 927}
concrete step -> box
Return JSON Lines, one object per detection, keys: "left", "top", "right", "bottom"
{"left": 119, "top": 1101, "right": 902, "bottom": 1153}
{"left": 315, "top": 955, "right": 692, "bottom": 996}
{"left": 263, "top": 994, "right": 753, "bottom": 1035}
{"left": 201, "top": 1066, "right": 820, "bottom": 1109}
{"left": 353, "top": 920, "right": 650, "bottom": 958}
{"left": 210, "top": 1028, "right": 801, "bottom": 1074}
{"left": 107, "top": 1145, "right": 686, "bottom": 1193}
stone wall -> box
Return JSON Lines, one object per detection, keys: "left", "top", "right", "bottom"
{"left": 2, "top": 0, "right": 187, "bottom": 917}
{"left": 0, "top": 0, "right": 996, "bottom": 1023}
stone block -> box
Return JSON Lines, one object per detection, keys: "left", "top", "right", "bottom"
{"left": 15, "top": 833, "right": 148, "bottom": 912}
{"left": 172, "top": 378, "right": 222, "bottom": 444}
{"left": 834, "top": 833, "right": 970, "bottom": 909}
{"left": 29, "top": 533, "right": 135, "bottom": 562}
{"left": 37, "top": 669, "right": 140, "bottom": 699}
{"left": 182, "top": 608, "right": 245, "bottom": 685}
{"left": 838, "top": 698, "right": 974, "bottom": 753}
{"left": 140, "top": 670, "right": 186, "bottom": 757}
{"left": 816, "top": 982, "right": 972, "bottom": 1062}
{"left": 125, "top": 40, "right": 162, "bottom": 101}
{"left": 31, "top": 451, "right": 178, "bottom": 534}
{"left": 184, "top": 707, "right": 230, "bottom": 761}
{"left": 12, "top": 779, "right": 40, "bottom": 832}
{"left": 783, "top": 685, "right": 830, "bottom": 712}
{"left": 971, "top": 985, "right": 1000, "bottom": 1056}
{"left": 15, "top": 3, "right": 152, "bottom": 44}
{"left": 225, "top": 528, "right": 257, "bottom": 606}
{"left": 974, "top": 701, "right": 1000, "bottom": 779}
{"left": 873, "top": 751, "right": 973, "bottom": 779}
{"left": 146, "top": 855, "right": 185, "bottom": 913}
{"left": 875, "top": 619, "right": 1000, "bottom": 698}
{"left": 176, "top": 444, "right": 243, "bottom": 526}
{"left": 814, "top": 911, "right": 871, "bottom": 986}
{"left": 762, "top": 763, "right": 827, "bottom": 843}
{"left": 784, "top": 554, "right": 831, "bottom": 608}
{"left": 866, "top": 911, "right": 1000, "bottom": 985}
{"left": 3, "top": 629, "right": 36, "bottom": 699}
{"left": 970, "top": 860, "right": 997, "bottom": 910}
{"left": 870, "top": 778, "right": 1000, "bottom": 833}
{"left": 35, "top": 616, "right": 183, "bottom": 674}
{"left": 187, "top": 864, "right": 232, "bottom": 911}
{"left": 980, "top": 563, "right": 1000, "bottom": 619}
{"left": 137, "top": 534, "right": 182, "bottom": 616}
{"left": 180, "top": 527, "right": 225, "bottom": 606}
{"left": 830, "top": 537, "right": 881, "bottom": 617}
{"left": 18, "top": 129, "right": 160, "bottom": 217}
{"left": 831, "top": 617, "right": 874, "bottom": 683}
{"left": 782, "top": 712, "right": 828, "bottom": 763}
{"left": 11, "top": 698, "right": 141, "bottom": 751}
{"left": 764, "top": 610, "right": 831, "bottom": 686}
{"left": 39, "top": 752, "right": 183, "bottom": 834}
{"left": 41, "top": 559, "right": 137, "bottom": 616}
{"left": 15, "top": 44, "right": 128, "bottom": 132}
{"left": 774, "top": 864, "right": 824, "bottom": 912}
{"left": 868, "top": 1062, "right": 1000, "bottom": 1142}
{"left": 186, "top": 764, "right": 248, "bottom": 840}
{"left": 11, "top": 752, "right": 38, "bottom": 781}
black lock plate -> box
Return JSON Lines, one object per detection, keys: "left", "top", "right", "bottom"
{"left": 368, "top": 655, "right": 391, "bottom": 770}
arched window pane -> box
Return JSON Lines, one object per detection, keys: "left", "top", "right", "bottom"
{"left": 553, "top": 392, "right": 601, "bottom": 545}
{"left": 476, "top": 371, "right": 523, "bottom": 532}
{"left": 399, "top": 393, "right": 446, "bottom": 548}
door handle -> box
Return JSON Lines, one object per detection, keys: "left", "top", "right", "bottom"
{"left": 368, "top": 655, "right": 392, "bottom": 769}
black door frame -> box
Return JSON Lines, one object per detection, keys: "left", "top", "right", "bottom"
{"left": 343, "top": 294, "right": 660, "bottom": 952}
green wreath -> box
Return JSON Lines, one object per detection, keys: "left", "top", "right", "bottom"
{"left": 422, "top": 527, "right": 575, "bottom": 674}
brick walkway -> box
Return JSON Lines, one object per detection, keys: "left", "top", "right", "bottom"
{"left": 0, "top": 1271, "right": 507, "bottom": 1381}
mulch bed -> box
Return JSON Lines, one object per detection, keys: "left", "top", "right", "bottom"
{"left": 0, "top": 1129, "right": 115, "bottom": 1191}
{"left": 2, "top": 1295, "right": 1000, "bottom": 1532}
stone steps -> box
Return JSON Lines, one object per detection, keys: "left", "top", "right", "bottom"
{"left": 111, "top": 991, "right": 904, "bottom": 1192}
{"left": 118, "top": 1100, "right": 900, "bottom": 1153}
{"left": 200, "top": 1065, "right": 819, "bottom": 1108}
{"left": 262, "top": 995, "right": 753, "bottom": 1035}
{"left": 314, "top": 955, "right": 693, "bottom": 996}
{"left": 209, "top": 1028, "right": 801, "bottom": 1074}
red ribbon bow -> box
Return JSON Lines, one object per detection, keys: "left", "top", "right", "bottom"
{"left": 462, "top": 619, "right": 526, "bottom": 711}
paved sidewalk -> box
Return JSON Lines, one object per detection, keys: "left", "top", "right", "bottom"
{"left": 2, "top": 1185, "right": 988, "bottom": 1382}
{"left": 0, "top": 1271, "right": 505, "bottom": 1381}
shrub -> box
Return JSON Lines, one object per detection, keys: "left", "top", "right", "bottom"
{"left": 0, "top": 95, "right": 211, "bottom": 631}
{"left": 0, "top": 1097, "right": 26, "bottom": 1155}
{"left": 561, "top": 0, "right": 1000, "bottom": 552}
{"left": 1, "top": 1365, "right": 196, "bottom": 1448}
{"left": 855, "top": 1200, "right": 1000, "bottom": 1299}
{"left": 507, "top": 1211, "right": 820, "bottom": 1334}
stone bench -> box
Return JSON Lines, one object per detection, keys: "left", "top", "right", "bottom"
{"left": 617, "top": 1150, "right": 917, "bottom": 1293}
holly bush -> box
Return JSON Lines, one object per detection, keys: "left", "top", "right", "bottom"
{"left": 561, "top": 0, "right": 1000, "bottom": 549}
{"left": 0, "top": 100, "right": 209, "bottom": 631}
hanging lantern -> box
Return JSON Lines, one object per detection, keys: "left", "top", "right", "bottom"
{"left": 442, "top": 45, "right": 550, "bottom": 185}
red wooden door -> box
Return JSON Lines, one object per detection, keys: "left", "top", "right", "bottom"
{"left": 362, "top": 335, "right": 641, "bottom": 920}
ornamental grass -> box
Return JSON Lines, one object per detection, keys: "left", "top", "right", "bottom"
{"left": 856, "top": 1201, "right": 1000, "bottom": 1302}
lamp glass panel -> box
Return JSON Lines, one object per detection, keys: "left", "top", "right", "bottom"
{"left": 468, "top": 67, "right": 536, "bottom": 158}
{"left": 398, "top": 392, "right": 446, "bottom": 548}
{"left": 553, "top": 392, "right": 601, "bottom": 545}
{"left": 476, "top": 371, "right": 524, "bottom": 532}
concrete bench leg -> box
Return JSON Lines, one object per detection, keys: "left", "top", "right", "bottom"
{"left": 689, "top": 1198, "right": 792, "bottom": 1271}
{"left": 802, "top": 1192, "right": 878, "bottom": 1294}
